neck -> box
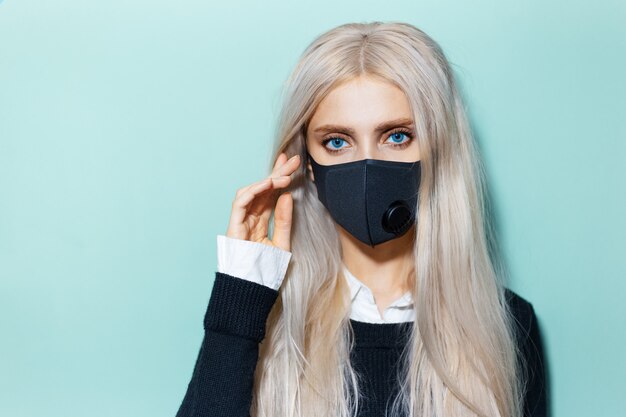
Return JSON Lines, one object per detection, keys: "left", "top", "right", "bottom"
{"left": 339, "top": 224, "right": 416, "bottom": 303}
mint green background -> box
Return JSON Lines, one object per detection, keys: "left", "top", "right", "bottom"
{"left": 1, "top": 1, "right": 624, "bottom": 416}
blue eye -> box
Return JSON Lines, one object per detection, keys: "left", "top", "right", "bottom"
{"left": 324, "top": 138, "right": 347, "bottom": 151}
{"left": 388, "top": 132, "right": 409, "bottom": 144}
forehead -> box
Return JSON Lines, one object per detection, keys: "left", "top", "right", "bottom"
{"left": 308, "top": 75, "right": 413, "bottom": 129}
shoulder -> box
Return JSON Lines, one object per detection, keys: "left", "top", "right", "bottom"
{"left": 503, "top": 287, "right": 538, "bottom": 345}
{"left": 504, "top": 288, "right": 549, "bottom": 416}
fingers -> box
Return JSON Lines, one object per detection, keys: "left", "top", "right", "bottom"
{"left": 226, "top": 152, "right": 300, "bottom": 243}
{"left": 272, "top": 191, "right": 293, "bottom": 252}
{"left": 234, "top": 175, "right": 289, "bottom": 201}
{"left": 249, "top": 152, "right": 300, "bottom": 232}
{"left": 234, "top": 153, "right": 300, "bottom": 200}
{"left": 272, "top": 153, "right": 301, "bottom": 178}
{"left": 228, "top": 178, "right": 274, "bottom": 229}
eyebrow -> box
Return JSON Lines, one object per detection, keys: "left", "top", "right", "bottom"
{"left": 312, "top": 117, "right": 415, "bottom": 135}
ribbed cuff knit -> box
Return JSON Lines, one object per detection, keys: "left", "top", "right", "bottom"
{"left": 204, "top": 272, "right": 279, "bottom": 343}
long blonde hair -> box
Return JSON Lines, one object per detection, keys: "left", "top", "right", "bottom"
{"left": 251, "top": 21, "right": 525, "bottom": 417}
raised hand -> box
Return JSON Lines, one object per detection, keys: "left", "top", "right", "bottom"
{"left": 225, "top": 152, "right": 301, "bottom": 253}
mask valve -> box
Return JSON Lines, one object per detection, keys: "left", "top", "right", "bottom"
{"left": 382, "top": 200, "right": 413, "bottom": 235}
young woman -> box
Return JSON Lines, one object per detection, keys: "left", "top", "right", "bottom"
{"left": 176, "top": 21, "right": 547, "bottom": 417}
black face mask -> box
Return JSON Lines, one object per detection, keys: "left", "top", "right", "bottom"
{"left": 306, "top": 151, "right": 421, "bottom": 247}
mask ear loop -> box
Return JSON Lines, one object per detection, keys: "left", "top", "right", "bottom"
{"left": 304, "top": 150, "right": 315, "bottom": 182}
{"left": 302, "top": 125, "right": 315, "bottom": 181}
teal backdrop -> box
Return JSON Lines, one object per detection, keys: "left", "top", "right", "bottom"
{"left": 1, "top": 1, "right": 624, "bottom": 416}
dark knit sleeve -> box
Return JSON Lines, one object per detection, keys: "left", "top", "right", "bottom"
{"left": 506, "top": 289, "right": 548, "bottom": 417}
{"left": 175, "top": 271, "right": 280, "bottom": 417}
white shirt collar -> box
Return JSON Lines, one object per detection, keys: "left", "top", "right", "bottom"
{"left": 342, "top": 263, "right": 415, "bottom": 323}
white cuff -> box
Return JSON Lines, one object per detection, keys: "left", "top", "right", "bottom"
{"left": 216, "top": 234, "right": 292, "bottom": 291}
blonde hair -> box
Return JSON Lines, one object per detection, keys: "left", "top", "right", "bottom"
{"left": 251, "top": 21, "right": 525, "bottom": 417}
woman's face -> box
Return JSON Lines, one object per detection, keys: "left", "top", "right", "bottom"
{"left": 305, "top": 74, "right": 421, "bottom": 181}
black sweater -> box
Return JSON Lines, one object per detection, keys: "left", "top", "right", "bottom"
{"left": 175, "top": 272, "right": 547, "bottom": 417}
